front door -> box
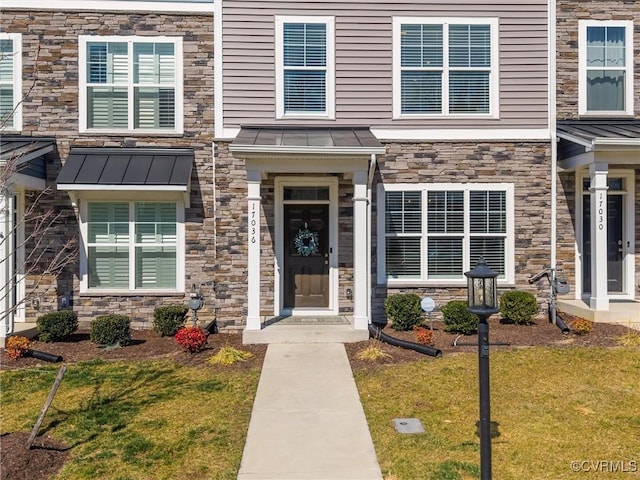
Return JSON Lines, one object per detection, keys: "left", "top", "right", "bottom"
{"left": 284, "top": 204, "right": 329, "bottom": 308}
{"left": 582, "top": 194, "right": 625, "bottom": 293}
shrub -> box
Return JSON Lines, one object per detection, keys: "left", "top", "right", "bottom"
{"left": 153, "top": 305, "right": 189, "bottom": 337}
{"left": 36, "top": 310, "right": 78, "bottom": 342}
{"left": 5, "top": 336, "right": 31, "bottom": 360}
{"left": 384, "top": 293, "right": 423, "bottom": 331}
{"left": 570, "top": 318, "right": 593, "bottom": 336}
{"left": 413, "top": 326, "right": 434, "bottom": 346}
{"left": 442, "top": 300, "right": 479, "bottom": 335}
{"left": 356, "top": 343, "right": 392, "bottom": 361}
{"left": 175, "top": 326, "right": 208, "bottom": 353}
{"left": 90, "top": 314, "right": 132, "bottom": 346}
{"left": 499, "top": 291, "right": 539, "bottom": 325}
{"left": 208, "top": 346, "right": 254, "bottom": 365}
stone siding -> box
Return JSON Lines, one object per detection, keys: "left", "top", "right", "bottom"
{"left": 3, "top": 10, "right": 215, "bottom": 328}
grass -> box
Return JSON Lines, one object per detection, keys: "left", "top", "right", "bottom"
{"left": 354, "top": 347, "right": 640, "bottom": 480}
{"left": 0, "top": 359, "right": 261, "bottom": 480}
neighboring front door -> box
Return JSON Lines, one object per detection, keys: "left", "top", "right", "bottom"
{"left": 284, "top": 204, "right": 329, "bottom": 308}
{"left": 582, "top": 194, "right": 625, "bottom": 294}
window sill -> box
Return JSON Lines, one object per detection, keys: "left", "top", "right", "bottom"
{"left": 578, "top": 113, "right": 635, "bottom": 119}
{"left": 380, "top": 280, "right": 514, "bottom": 289}
{"left": 78, "top": 130, "right": 184, "bottom": 137}
{"left": 80, "top": 290, "right": 186, "bottom": 297}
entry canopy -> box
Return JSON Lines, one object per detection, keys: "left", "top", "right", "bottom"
{"left": 0, "top": 136, "right": 56, "bottom": 189}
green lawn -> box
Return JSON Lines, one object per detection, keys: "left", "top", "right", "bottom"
{"left": 0, "top": 359, "right": 261, "bottom": 480}
{"left": 354, "top": 347, "right": 640, "bottom": 480}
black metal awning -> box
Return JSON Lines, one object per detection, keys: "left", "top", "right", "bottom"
{"left": 557, "top": 120, "right": 640, "bottom": 169}
{"left": 230, "top": 126, "right": 385, "bottom": 155}
{"left": 0, "top": 136, "right": 56, "bottom": 183}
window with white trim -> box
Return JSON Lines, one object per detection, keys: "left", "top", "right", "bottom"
{"left": 579, "top": 20, "right": 634, "bottom": 115}
{"left": 0, "top": 33, "right": 22, "bottom": 130}
{"left": 379, "top": 184, "right": 513, "bottom": 283}
{"left": 275, "top": 16, "right": 335, "bottom": 118}
{"left": 79, "top": 36, "right": 183, "bottom": 133}
{"left": 85, "top": 201, "right": 180, "bottom": 291}
{"left": 393, "top": 18, "right": 498, "bottom": 117}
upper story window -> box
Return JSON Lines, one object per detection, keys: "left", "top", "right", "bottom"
{"left": 579, "top": 21, "right": 634, "bottom": 116}
{"left": 79, "top": 36, "right": 183, "bottom": 133}
{"left": 393, "top": 18, "right": 498, "bottom": 118}
{"left": 377, "top": 183, "right": 513, "bottom": 285}
{"left": 275, "top": 16, "right": 335, "bottom": 119}
{"left": 0, "top": 33, "right": 22, "bottom": 131}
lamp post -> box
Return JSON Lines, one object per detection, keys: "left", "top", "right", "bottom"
{"left": 465, "top": 257, "right": 499, "bottom": 480}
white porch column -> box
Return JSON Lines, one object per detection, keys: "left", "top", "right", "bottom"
{"left": 589, "top": 163, "right": 609, "bottom": 311}
{"left": 0, "top": 192, "right": 14, "bottom": 342}
{"left": 246, "top": 170, "right": 262, "bottom": 330}
{"left": 353, "top": 170, "right": 369, "bottom": 330}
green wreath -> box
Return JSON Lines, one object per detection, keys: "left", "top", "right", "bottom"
{"left": 294, "top": 228, "right": 319, "bottom": 256}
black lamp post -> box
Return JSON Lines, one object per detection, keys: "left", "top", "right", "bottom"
{"left": 465, "top": 257, "right": 499, "bottom": 480}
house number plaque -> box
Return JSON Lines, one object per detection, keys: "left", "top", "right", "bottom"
{"left": 597, "top": 192, "right": 604, "bottom": 231}
{"left": 250, "top": 202, "right": 257, "bottom": 243}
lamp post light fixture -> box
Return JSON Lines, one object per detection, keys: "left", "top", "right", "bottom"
{"left": 465, "top": 257, "right": 499, "bottom": 480}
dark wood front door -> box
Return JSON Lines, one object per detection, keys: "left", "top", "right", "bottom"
{"left": 284, "top": 204, "right": 329, "bottom": 308}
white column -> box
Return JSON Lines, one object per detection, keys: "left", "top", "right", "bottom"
{"left": 352, "top": 170, "right": 369, "bottom": 330}
{"left": 0, "top": 192, "right": 14, "bottom": 341}
{"left": 246, "top": 170, "right": 262, "bottom": 330}
{"left": 589, "top": 163, "right": 609, "bottom": 311}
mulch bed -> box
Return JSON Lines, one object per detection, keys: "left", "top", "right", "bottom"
{"left": 1, "top": 315, "right": 635, "bottom": 480}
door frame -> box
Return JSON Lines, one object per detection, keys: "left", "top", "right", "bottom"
{"left": 576, "top": 169, "right": 635, "bottom": 301}
{"left": 274, "top": 176, "right": 339, "bottom": 316}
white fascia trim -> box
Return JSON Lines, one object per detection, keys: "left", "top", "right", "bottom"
{"left": 593, "top": 138, "right": 640, "bottom": 148}
{"left": 229, "top": 145, "right": 386, "bottom": 156}
{"left": 557, "top": 132, "right": 593, "bottom": 149}
{"left": 1, "top": 0, "right": 213, "bottom": 13}
{"left": 58, "top": 184, "right": 188, "bottom": 192}
{"left": 371, "top": 128, "right": 551, "bottom": 142}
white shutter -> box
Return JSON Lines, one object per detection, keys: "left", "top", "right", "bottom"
{"left": 0, "top": 39, "right": 15, "bottom": 126}
{"left": 134, "top": 203, "right": 177, "bottom": 289}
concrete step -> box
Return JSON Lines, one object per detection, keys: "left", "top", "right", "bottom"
{"left": 243, "top": 323, "right": 370, "bottom": 345}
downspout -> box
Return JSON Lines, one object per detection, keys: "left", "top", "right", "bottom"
{"left": 366, "top": 153, "right": 377, "bottom": 323}
{"left": 549, "top": 0, "right": 558, "bottom": 271}
{"left": 1, "top": 191, "right": 15, "bottom": 339}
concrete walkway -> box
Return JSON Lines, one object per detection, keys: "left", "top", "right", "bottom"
{"left": 237, "top": 343, "right": 383, "bottom": 480}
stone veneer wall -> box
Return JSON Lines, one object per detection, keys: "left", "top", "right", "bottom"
{"left": 371, "top": 141, "right": 553, "bottom": 321}
{"left": 556, "top": 0, "right": 640, "bottom": 120}
{"left": 3, "top": 10, "right": 215, "bottom": 328}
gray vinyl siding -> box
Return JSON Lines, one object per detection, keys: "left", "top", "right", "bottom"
{"left": 222, "top": 0, "right": 550, "bottom": 130}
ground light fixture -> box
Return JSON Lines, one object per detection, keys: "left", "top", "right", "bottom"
{"left": 465, "top": 257, "right": 499, "bottom": 480}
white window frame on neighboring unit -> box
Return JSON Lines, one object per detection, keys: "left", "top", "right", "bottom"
{"left": 578, "top": 20, "right": 634, "bottom": 116}
{"left": 392, "top": 17, "right": 499, "bottom": 119}
{"left": 377, "top": 183, "right": 514, "bottom": 286}
{"left": 79, "top": 197, "right": 185, "bottom": 294}
{"left": 78, "top": 35, "right": 184, "bottom": 134}
{"left": 0, "top": 33, "right": 22, "bottom": 131}
{"left": 275, "top": 15, "right": 335, "bottom": 119}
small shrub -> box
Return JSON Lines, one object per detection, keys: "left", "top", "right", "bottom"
{"left": 570, "top": 318, "right": 593, "bottom": 336}
{"left": 90, "top": 314, "right": 132, "bottom": 346}
{"left": 175, "top": 326, "right": 208, "bottom": 353}
{"left": 442, "top": 300, "right": 479, "bottom": 335}
{"left": 36, "top": 310, "right": 78, "bottom": 342}
{"left": 5, "top": 336, "right": 31, "bottom": 360}
{"left": 208, "top": 346, "right": 254, "bottom": 365}
{"left": 153, "top": 305, "right": 189, "bottom": 337}
{"left": 384, "top": 293, "right": 423, "bottom": 331}
{"left": 356, "top": 343, "right": 392, "bottom": 361}
{"left": 617, "top": 328, "right": 640, "bottom": 346}
{"left": 413, "top": 325, "right": 434, "bottom": 346}
{"left": 499, "top": 291, "right": 539, "bottom": 325}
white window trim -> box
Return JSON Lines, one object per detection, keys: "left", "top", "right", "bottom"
{"left": 78, "top": 194, "right": 185, "bottom": 295}
{"left": 78, "top": 35, "right": 184, "bottom": 134}
{"left": 578, "top": 20, "right": 634, "bottom": 116}
{"left": 377, "top": 182, "right": 514, "bottom": 286}
{"left": 0, "top": 32, "right": 22, "bottom": 132}
{"left": 275, "top": 15, "right": 335, "bottom": 120}
{"left": 392, "top": 17, "right": 499, "bottom": 119}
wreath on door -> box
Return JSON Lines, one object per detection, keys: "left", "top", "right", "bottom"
{"left": 294, "top": 227, "right": 320, "bottom": 256}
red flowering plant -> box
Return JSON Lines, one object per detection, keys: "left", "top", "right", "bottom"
{"left": 174, "top": 326, "right": 208, "bottom": 353}
{"left": 6, "top": 335, "right": 32, "bottom": 360}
